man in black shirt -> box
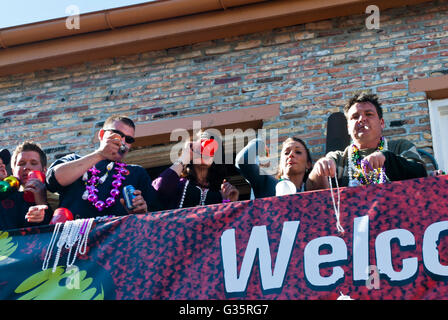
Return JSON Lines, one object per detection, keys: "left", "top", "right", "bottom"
{"left": 46, "top": 115, "right": 161, "bottom": 219}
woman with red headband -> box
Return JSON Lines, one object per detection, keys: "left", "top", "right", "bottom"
{"left": 153, "top": 131, "right": 239, "bottom": 210}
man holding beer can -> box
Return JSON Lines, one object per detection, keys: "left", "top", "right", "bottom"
{"left": 46, "top": 115, "right": 162, "bottom": 219}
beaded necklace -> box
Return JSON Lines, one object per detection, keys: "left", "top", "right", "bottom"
{"left": 0, "top": 176, "right": 19, "bottom": 193}
{"left": 82, "top": 161, "right": 128, "bottom": 211}
{"left": 42, "top": 218, "right": 95, "bottom": 273}
{"left": 178, "top": 180, "right": 209, "bottom": 209}
{"left": 328, "top": 176, "right": 344, "bottom": 233}
{"left": 348, "top": 137, "right": 388, "bottom": 187}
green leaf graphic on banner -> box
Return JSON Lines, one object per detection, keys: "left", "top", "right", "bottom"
{"left": 0, "top": 231, "right": 18, "bottom": 261}
{"left": 15, "top": 266, "right": 104, "bottom": 300}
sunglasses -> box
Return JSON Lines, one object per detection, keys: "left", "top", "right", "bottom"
{"left": 104, "top": 129, "right": 135, "bottom": 144}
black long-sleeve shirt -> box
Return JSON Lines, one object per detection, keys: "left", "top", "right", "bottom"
{"left": 0, "top": 190, "right": 52, "bottom": 231}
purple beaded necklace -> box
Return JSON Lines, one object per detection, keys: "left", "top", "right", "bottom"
{"left": 83, "top": 162, "right": 128, "bottom": 211}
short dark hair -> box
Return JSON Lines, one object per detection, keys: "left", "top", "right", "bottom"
{"left": 343, "top": 92, "right": 383, "bottom": 119}
{"left": 12, "top": 141, "right": 47, "bottom": 168}
{"left": 103, "top": 115, "right": 135, "bottom": 130}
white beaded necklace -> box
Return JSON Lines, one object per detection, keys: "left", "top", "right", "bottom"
{"left": 196, "top": 186, "right": 209, "bottom": 206}
{"left": 65, "top": 219, "right": 83, "bottom": 267}
{"left": 42, "top": 218, "right": 95, "bottom": 273}
{"left": 42, "top": 222, "right": 62, "bottom": 271}
{"left": 52, "top": 221, "right": 73, "bottom": 272}
{"left": 178, "top": 179, "right": 209, "bottom": 209}
{"left": 328, "top": 176, "right": 343, "bottom": 233}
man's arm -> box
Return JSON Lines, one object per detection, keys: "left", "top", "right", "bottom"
{"left": 382, "top": 139, "right": 428, "bottom": 181}
{"left": 382, "top": 151, "right": 427, "bottom": 181}
{"left": 51, "top": 132, "right": 123, "bottom": 187}
{"left": 51, "top": 152, "right": 105, "bottom": 187}
{"left": 306, "top": 157, "right": 337, "bottom": 191}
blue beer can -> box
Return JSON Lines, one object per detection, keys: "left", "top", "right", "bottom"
{"left": 123, "top": 185, "right": 136, "bottom": 210}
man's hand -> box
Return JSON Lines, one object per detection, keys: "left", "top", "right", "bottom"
{"left": 25, "top": 205, "right": 47, "bottom": 223}
{"left": 362, "top": 151, "right": 386, "bottom": 172}
{"left": 97, "top": 133, "right": 123, "bottom": 161}
{"left": 23, "top": 179, "right": 47, "bottom": 205}
{"left": 306, "top": 157, "right": 337, "bottom": 191}
{"left": 311, "top": 158, "right": 337, "bottom": 178}
{"left": 120, "top": 189, "right": 148, "bottom": 214}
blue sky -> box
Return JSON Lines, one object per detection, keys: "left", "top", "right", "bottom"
{"left": 0, "top": 0, "right": 154, "bottom": 29}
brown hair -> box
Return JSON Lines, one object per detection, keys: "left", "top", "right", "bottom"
{"left": 343, "top": 91, "right": 383, "bottom": 119}
{"left": 276, "top": 136, "right": 313, "bottom": 180}
{"left": 12, "top": 141, "right": 47, "bottom": 168}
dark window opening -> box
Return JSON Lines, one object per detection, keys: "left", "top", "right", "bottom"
{"left": 146, "top": 155, "right": 252, "bottom": 202}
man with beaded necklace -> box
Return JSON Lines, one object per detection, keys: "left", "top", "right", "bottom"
{"left": 306, "top": 92, "right": 427, "bottom": 190}
{"left": 46, "top": 115, "right": 161, "bottom": 219}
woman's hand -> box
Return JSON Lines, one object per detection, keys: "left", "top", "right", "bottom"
{"left": 180, "top": 141, "right": 193, "bottom": 165}
{"left": 171, "top": 141, "right": 193, "bottom": 175}
{"left": 221, "top": 179, "right": 239, "bottom": 202}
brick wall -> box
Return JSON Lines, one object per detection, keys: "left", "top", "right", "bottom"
{"left": 0, "top": 1, "right": 447, "bottom": 168}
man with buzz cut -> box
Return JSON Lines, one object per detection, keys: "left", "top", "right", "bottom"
{"left": 46, "top": 115, "right": 162, "bottom": 219}
{"left": 306, "top": 92, "right": 427, "bottom": 190}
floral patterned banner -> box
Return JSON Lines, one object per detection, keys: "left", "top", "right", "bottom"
{"left": 1, "top": 175, "right": 447, "bottom": 300}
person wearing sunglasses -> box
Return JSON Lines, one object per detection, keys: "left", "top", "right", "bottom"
{"left": 46, "top": 115, "right": 162, "bottom": 219}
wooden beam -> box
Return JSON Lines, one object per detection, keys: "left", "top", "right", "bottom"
{"left": 409, "top": 75, "right": 448, "bottom": 100}
{"left": 132, "top": 104, "right": 280, "bottom": 147}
